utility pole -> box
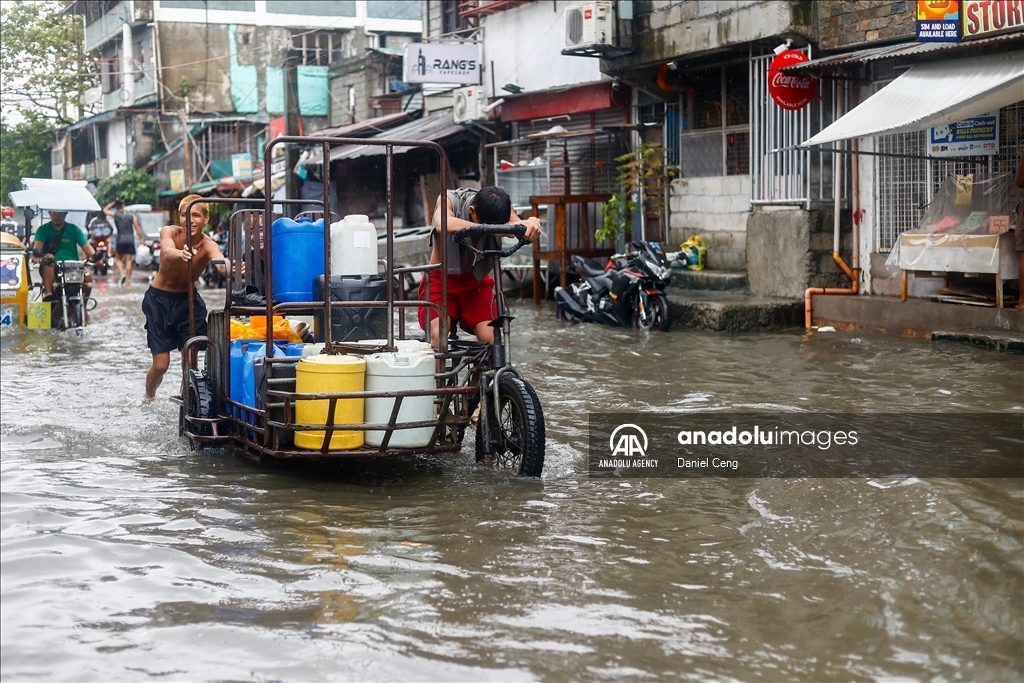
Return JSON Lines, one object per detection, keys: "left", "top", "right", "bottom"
{"left": 284, "top": 56, "right": 300, "bottom": 218}
{"left": 179, "top": 107, "right": 192, "bottom": 193}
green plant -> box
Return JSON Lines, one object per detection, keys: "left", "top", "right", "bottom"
{"left": 0, "top": 0, "right": 99, "bottom": 126}
{"left": 0, "top": 114, "right": 51, "bottom": 206}
{"left": 95, "top": 168, "right": 158, "bottom": 206}
{"left": 597, "top": 143, "right": 676, "bottom": 244}
{"left": 597, "top": 194, "right": 635, "bottom": 244}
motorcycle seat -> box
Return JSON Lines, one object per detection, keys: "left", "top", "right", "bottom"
{"left": 572, "top": 255, "right": 610, "bottom": 278}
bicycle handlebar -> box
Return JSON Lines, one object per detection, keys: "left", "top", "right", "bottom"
{"left": 452, "top": 223, "right": 530, "bottom": 258}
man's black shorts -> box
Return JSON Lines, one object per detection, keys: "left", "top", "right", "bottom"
{"left": 116, "top": 239, "right": 135, "bottom": 256}
{"left": 142, "top": 286, "right": 207, "bottom": 354}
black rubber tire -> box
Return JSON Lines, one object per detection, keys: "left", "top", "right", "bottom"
{"left": 477, "top": 374, "right": 545, "bottom": 477}
{"left": 97, "top": 264, "right": 108, "bottom": 276}
{"left": 555, "top": 302, "right": 570, "bottom": 322}
{"left": 183, "top": 369, "right": 215, "bottom": 451}
{"left": 68, "top": 301, "right": 84, "bottom": 329}
{"left": 631, "top": 291, "right": 670, "bottom": 332}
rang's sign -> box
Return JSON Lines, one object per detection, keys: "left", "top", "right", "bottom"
{"left": 403, "top": 43, "right": 480, "bottom": 85}
{"left": 928, "top": 112, "right": 999, "bottom": 157}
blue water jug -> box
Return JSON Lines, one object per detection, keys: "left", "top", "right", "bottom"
{"left": 241, "top": 343, "right": 283, "bottom": 409}
{"left": 271, "top": 216, "right": 325, "bottom": 302}
{"left": 282, "top": 343, "right": 307, "bottom": 356}
{"left": 230, "top": 339, "right": 251, "bottom": 413}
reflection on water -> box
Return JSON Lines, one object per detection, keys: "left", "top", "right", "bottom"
{"left": 2, "top": 283, "right": 1022, "bottom": 680}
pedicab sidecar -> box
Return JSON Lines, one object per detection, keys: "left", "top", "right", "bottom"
{"left": 175, "top": 136, "right": 546, "bottom": 476}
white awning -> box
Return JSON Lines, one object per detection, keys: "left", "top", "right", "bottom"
{"left": 802, "top": 50, "right": 1024, "bottom": 147}
{"left": 9, "top": 178, "right": 101, "bottom": 212}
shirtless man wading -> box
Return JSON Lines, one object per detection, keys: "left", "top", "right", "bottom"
{"left": 142, "top": 194, "right": 226, "bottom": 401}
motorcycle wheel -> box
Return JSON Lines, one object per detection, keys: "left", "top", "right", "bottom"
{"left": 476, "top": 374, "right": 544, "bottom": 477}
{"left": 182, "top": 369, "right": 215, "bottom": 451}
{"left": 68, "top": 300, "right": 84, "bottom": 329}
{"left": 631, "top": 291, "right": 670, "bottom": 332}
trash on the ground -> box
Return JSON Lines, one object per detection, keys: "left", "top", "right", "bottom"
{"left": 817, "top": 326, "right": 836, "bottom": 332}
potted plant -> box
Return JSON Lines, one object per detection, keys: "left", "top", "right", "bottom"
{"left": 597, "top": 143, "right": 675, "bottom": 245}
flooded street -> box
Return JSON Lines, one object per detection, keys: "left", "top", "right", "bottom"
{"left": 2, "top": 279, "right": 1022, "bottom": 681}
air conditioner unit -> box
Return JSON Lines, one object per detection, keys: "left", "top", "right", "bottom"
{"left": 453, "top": 86, "right": 485, "bottom": 124}
{"left": 565, "top": 1, "right": 614, "bottom": 50}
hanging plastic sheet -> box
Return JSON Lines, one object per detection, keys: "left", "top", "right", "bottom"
{"left": 887, "top": 172, "right": 1018, "bottom": 275}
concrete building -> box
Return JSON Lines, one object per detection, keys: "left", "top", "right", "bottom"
{"left": 598, "top": 0, "right": 1022, "bottom": 313}
{"left": 59, "top": 0, "right": 421, "bottom": 199}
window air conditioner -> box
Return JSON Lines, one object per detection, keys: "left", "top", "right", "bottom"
{"left": 453, "top": 86, "right": 485, "bottom": 124}
{"left": 565, "top": 1, "right": 614, "bottom": 50}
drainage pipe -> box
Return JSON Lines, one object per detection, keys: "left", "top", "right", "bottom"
{"left": 804, "top": 73, "right": 860, "bottom": 329}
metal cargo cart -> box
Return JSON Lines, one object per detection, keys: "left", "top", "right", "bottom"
{"left": 174, "top": 136, "right": 545, "bottom": 476}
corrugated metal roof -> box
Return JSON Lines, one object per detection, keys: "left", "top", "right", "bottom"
{"left": 780, "top": 32, "right": 1024, "bottom": 72}
{"left": 328, "top": 111, "right": 469, "bottom": 162}
{"left": 61, "top": 110, "right": 118, "bottom": 133}
{"left": 306, "top": 112, "right": 415, "bottom": 164}
{"left": 802, "top": 50, "right": 1024, "bottom": 146}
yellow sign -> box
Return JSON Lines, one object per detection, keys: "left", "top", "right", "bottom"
{"left": 955, "top": 174, "right": 974, "bottom": 205}
{"left": 962, "top": 0, "right": 1024, "bottom": 39}
{"left": 27, "top": 302, "right": 51, "bottom": 329}
{"left": 170, "top": 168, "right": 185, "bottom": 193}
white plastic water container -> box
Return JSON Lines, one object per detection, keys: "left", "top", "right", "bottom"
{"left": 330, "top": 214, "right": 378, "bottom": 276}
{"left": 364, "top": 350, "right": 435, "bottom": 447}
{"left": 300, "top": 343, "right": 326, "bottom": 357}
{"left": 359, "top": 339, "right": 434, "bottom": 354}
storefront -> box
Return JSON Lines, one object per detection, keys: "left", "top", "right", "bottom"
{"left": 782, "top": 33, "right": 1023, "bottom": 307}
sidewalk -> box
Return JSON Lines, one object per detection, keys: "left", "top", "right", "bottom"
{"left": 811, "top": 294, "right": 1024, "bottom": 337}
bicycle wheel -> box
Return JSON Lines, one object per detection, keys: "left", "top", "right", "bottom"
{"left": 478, "top": 374, "right": 545, "bottom": 477}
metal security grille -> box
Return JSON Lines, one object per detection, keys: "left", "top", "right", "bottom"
{"left": 750, "top": 49, "right": 849, "bottom": 207}
{"left": 875, "top": 130, "right": 929, "bottom": 251}
{"left": 874, "top": 101, "right": 1023, "bottom": 250}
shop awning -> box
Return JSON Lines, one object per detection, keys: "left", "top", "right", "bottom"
{"left": 10, "top": 178, "right": 101, "bottom": 212}
{"left": 802, "top": 50, "right": 1024, "bottom": 147}
{"left": 327, "top": 110, "right": 469, "bottom": 162}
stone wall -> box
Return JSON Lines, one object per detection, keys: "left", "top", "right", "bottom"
{"left": 817, "top": 1, "right": 915, "bottom": 51}
{"left": 746, "top": 209, "right": 854, "bottom": 298}
{"left": 668, "top": 176, "right": 750, "bottom": 271}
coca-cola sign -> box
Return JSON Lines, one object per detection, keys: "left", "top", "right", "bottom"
{"left": 768, "top": 50, "right": 816, "bottom": 111}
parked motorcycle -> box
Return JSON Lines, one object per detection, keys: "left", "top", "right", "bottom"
{"left": 87, "top": 215, "right": 115, "bottom": 276}
{"left": 149, "top": 237, "right": 161, "bottom": 270}
{"left": 554, "top": 241, "right": 674, "bottom": 332}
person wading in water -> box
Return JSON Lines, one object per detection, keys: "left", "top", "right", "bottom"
{"left": 142, "top": 194, "right": 227, "bottom": 402}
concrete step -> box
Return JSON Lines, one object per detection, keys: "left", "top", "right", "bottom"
{"left": 666, "top": 290, "right": 803, "bottom": 333}
{"left": 670, "top": 268, "right": 747, "bottom": 292}
{"left": 931, "top": 331, "right": 1024, "bottom": 353}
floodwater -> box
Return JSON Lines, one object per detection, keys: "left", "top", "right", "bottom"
{"left": 2, "top": 278, "right": 1022, "bottom": 681}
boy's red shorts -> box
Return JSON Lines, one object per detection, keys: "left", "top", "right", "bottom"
{"left": 418, "top": 270, "right": 496, "bottom": 333}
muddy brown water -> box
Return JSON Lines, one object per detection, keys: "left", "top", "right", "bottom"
{"left": 2, "top": 280, "right": 1022, "bottom": 681}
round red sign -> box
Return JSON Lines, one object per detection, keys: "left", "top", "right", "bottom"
{"left": 768, "top": 50, "right": 816, "bottom": 111}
